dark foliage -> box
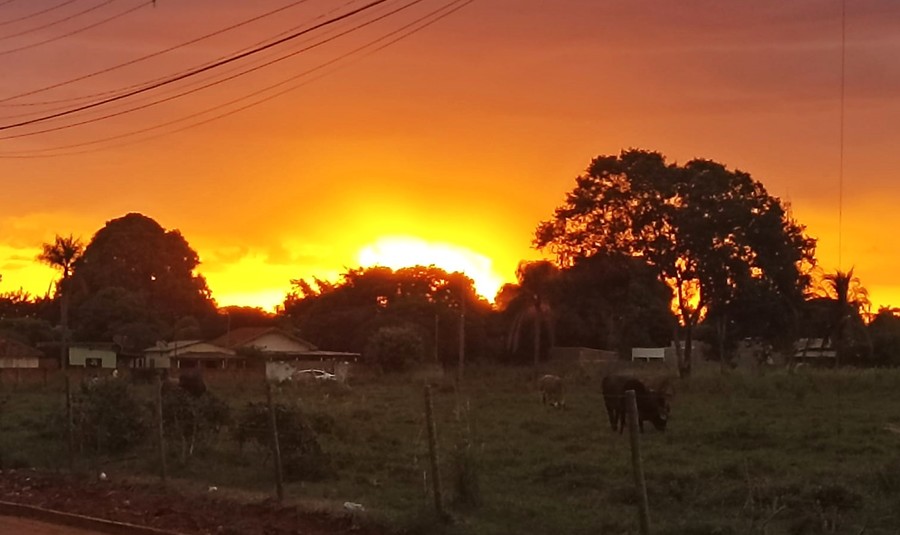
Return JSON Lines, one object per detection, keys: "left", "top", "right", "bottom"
{"left": 233, "top": 401, "right": 332, "bottom": 481}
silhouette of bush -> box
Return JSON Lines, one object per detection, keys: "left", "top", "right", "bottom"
{"left": 74, "top": 377, "right": 146, "bottom": 455}
{"left": 364, "top": 324, "right": 425, "bottom": 372}
{"left": 233, "top": 401, "right": 332, "bottom": 481}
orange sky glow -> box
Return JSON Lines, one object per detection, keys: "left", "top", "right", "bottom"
{"left": 1, "top": 1, "right": 900, "bottom": 312}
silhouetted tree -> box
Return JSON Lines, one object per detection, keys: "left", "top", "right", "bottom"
{"left": 819, "top": 268, "right": 871, "bottom": 366}
{"left": 869, "top": 308, "right": 900, "bottom": 367}
{"left": 554, "top": 253, "right": 673, "bottom": 355}
{"left": 282, "top": 265, "right": 489, "bottom": 363}
{"left": 72, "top": 214, "right": 215, "bottom": 338}
{"left": 38, "top": 234, "right": 84, "bottom": 367}
{"left": 502, "top": 260, "right": 558, "bottom": 368}
{"left": 535, "top": 149, "right": 815, "bottom": 376}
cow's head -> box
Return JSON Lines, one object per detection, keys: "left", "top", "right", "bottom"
{"left": 649, "top": 390, "right": 670, "bottom": 431}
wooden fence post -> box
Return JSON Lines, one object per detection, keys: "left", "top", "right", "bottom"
{"left": 65, "top": 374, "right": 74, "bottom": 471}
{"left": 424, "top": 385, "right": 446, "bottom": 519}
{"left": 626, "top": 389, "right": 651, "bottom": 535}
{"left": 155, "top": 375, "right": 168, "bottom": 484}
{"left": 266, "top": 381, "right": 284, "bottom": 502}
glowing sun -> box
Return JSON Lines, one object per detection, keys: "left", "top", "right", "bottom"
{"left": 357, "top": 236, "right": 505, "bottom": 301}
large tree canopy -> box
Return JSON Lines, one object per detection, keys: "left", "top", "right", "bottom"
{"left": 282, "top": 265, "right": 491, "bottom": 363}
{"left": 72, "top": 213, "right": 215, "bottom": 332}
{"left": 535, "top": 149, "right": 816, "bottom": 375}
{"left": 498, "top": 254, "right": 673, "bottom": 365}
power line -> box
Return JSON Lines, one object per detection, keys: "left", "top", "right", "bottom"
{"left": 0, "top": 0, "right": 392, "bottom": 132}
{"left": 0, "top": 0, "right": 425, "bottom": 140}
{"left": 0, "top": 0, "right": 319, "bottom": 104}
{"left": 0, "top": 0, "right": 474, "bottom": 158}
{"left": 838, "top": 0, "right": 845, "bottom": 269}
{"left": 0, "top": 0, "right": 80, "bottom": 27}
{"left": 0, "top": 0, "right": 120, "bottom": 41}
{"left": 0, "top": 0, "right": 363, "bottom": 113}
{"left": 0, "top": 0, "right": 147, "bottom": 56}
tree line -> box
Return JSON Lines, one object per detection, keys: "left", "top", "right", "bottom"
{"left": 1, "top": 149, "right": 898, "bottom": 373}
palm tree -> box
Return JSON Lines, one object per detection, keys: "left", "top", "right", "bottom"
{"left": 37, "top": 234, "right": 84, "bottom": 369}
{"left": 820, "top": 267, "right": 871, "bottom": 366}
{"left": 505, "top": 260, "right": 558, "bottom": 370}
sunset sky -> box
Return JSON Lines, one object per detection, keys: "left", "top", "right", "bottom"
{"left": 1, "top": 0, "right": 899, "bottom": 311}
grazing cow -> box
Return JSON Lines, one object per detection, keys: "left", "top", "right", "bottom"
{"left": 538, "top": 374, "right": 565, "bottom": 408}
{"left": 601, "top": 374, "right": 669, "bottom": 433}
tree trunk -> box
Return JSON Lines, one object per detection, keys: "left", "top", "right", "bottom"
{"left": 681, "top": 324, "right": 693, "bottom": 378}
{"left": 716, "top": 315, "right": 727, "bottom": 373}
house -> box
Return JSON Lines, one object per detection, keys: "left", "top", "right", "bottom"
{"left": 139, "top": 327, "right": 360, "bottom": 376}
{"left": 142, "top": 340, "right": 236, "bottom": 370}
{"left": 793, "top": 338, "right": 836, "bottom": 364}
{"left": 0, "top": 336, "right": 52, "bottom": 369}
{"left": 69, "top": 344, "right": 117, "bottom": 369}
{"left": 208, "top": 327, "right": 318, "bottom": 357}
{"left": 208, "top": 326, "right": 359, "bottom": 376}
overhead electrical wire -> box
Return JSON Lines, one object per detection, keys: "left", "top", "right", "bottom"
{"left": 0, "top": 0, "right": 321, "bottom": 105}
{"left": 0, "top": 0, "right": 393, "bottom": 132}
{"left": 0, "top": 0, "right": 365, "bottom": 113}
{"left": 0, "top": 1, "right": 148, "bottom": 56}
{"left": 0, "top": 0, "right": 427, "bottom": 139}
{"left": 838, "top": 0, "right": 846, "bottom": 269}
{"left": 0, "top": 0, "right": 474, "bottom": 158}
{"left": 0, "top": 0, "right": 80, "bottom": 27}
{"left": 0, "top": 0, "right": 121, "bottom": 41}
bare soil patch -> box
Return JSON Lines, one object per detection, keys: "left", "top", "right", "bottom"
{"left": 0, "top": 470, "right": 383, "bottom": 535}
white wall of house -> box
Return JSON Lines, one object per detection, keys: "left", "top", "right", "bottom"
{"left": 0, "top": 357, "right": 39, "bottom": 369}
{"left": 70, "top": 347, "right": 117, "bottom": 369}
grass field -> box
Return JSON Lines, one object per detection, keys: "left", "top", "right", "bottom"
{"left": 3, "top": 363, "right": 900, "bottom": 535}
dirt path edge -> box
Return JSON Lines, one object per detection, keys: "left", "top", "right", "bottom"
{"left": 0, "top": 500, "right": 187, "bottom": 535}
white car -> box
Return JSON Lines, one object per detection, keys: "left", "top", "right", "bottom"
{"left": 292, "top": 369, "right": 336, "bottom": 382}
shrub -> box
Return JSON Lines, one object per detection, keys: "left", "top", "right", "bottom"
{"left": 74, "top": 377, "right": 146, "bottom": 455}
{"left": 160, "top": 381, "right": 230, "bottom": 462}
{"left": 233, "top": 401, "right": 332, "bottom": 481}
{"left": 365, "top": 324, "right": 425, "bottom": 372}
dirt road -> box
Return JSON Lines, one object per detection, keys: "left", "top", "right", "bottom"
{"left": 0, "top": 516, "right": 107, "bottom": 535}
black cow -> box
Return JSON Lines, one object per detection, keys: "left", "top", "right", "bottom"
{"left": 601, "top": 375, "right": 669, "bottom": 433}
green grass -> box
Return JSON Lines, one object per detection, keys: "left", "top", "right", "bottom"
{"left": 3, "top": 364, "right": 900, "bottom": 534}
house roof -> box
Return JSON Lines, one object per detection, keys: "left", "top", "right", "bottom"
{"left": 0, "top": 336, "right": 44, "bottom": 359}
{"left": 144, "top": 340, "right": 204, "bottom": 354}
{"left": 207, "top": 327, "right": 317, "bottom": 351}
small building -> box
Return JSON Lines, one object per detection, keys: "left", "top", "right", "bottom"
{"left": 208, "top": 327, "right": 359, "bottom": 377}
{"left": 142, "top": 340, "right": 237, "bottom": 370}
{"left": 0, "top": 336, "right": 51, "bottom": 369}
{"left": 793, "top": 338, "right": 836, "bottom": 364}
{"left": 632, "top": 347, "right": 667, "bottom": 363}
{"left": 69, "top": 344, "right": 117, "bottom": 369}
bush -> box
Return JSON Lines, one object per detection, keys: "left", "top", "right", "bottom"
{"left": 161, "top": 381, "right": 230, "bottom": 462}
{"left": 74, "top": 377, "right": 146, "bottom": 455}
{"left": 233, "top": 401, "right": 332, "bottom": 481}
{"left": 365, "top": 324, "right": 425, "bottom": 372}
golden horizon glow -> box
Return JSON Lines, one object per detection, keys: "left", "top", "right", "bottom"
{"left": 357, "top": 236, "right": 506, "bottom": 301}
{"left": 2, "top": 2, "right": 900, "bottom": 316}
